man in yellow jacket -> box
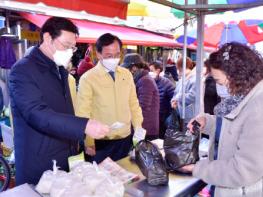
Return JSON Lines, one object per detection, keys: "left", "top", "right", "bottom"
{"left": 76, "top": 33, "right": 143, "bottom": 163}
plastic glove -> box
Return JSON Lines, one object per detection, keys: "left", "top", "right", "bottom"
{"left": 133, "top": 127, "right": 146, "bottom": 146}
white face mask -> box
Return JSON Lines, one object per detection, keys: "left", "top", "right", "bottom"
{"left": 101, "top": 58, "right": 120, "bottom": 72}
{"left": 53, "top": 49, "right": 73, "bottom": 69}
{"left": 149, "top": 71, "right": 157, "bottom": 79}
{"left": 216, "top": 83, "right": 230, "bottom": 98}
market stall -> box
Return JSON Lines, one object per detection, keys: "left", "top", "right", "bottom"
{"left": 0, "top": 137, "right": 209, "bottom": 196}
{"left": 118, "top": 157, "right": 206, "bottom": 197}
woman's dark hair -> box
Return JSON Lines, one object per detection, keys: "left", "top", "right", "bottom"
{"left": 40, "top": 17, "right": 79, "bottom": 43}
{"left": 206, "top": 42, "right": 263, "bottom": 95}
{"left": 95, "top": 33, "right": 122, "bottom": 53}
{"left": 150, "top": 60, "right": 163, "bottom": 72}
{"left": 176, "top": 57, "right": 195, "bottom": 70}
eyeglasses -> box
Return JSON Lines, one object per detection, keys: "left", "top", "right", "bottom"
{"left": 56, "top": 39, "right": 78, "bottom": 52}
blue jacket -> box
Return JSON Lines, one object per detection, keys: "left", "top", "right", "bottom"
{"left": 155, "top": 76, "right": 175, "bottom": 120}
{"left": 134, "top": 70, "right": 159, "bottom": 136}
{"left": 9, "top": 47, "right": 87, "bottom": 185}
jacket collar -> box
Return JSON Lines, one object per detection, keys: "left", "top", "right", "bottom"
{"left": 134, "top": 69, "right": 148, "bottom": 83}
{"left": 29, "top": 46, "right": 57, "bottom": 69}
{"left": 225, "top": 80, "right": 263, "bottom": 120}
{"left": 28, "top": 46, "right": 62, "bottom": 79}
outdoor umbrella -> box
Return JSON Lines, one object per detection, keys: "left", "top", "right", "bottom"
{"left": 176, "top": 19, "right": 263, "bottom": 48}
{"left": 168, "top": 0, "right": 263, "bottom": 120}
{"left": 171, "top": 0, "right": 261, "bottom": 18}
{"left": 127, "top": 1, "right": 148, "bottom": 16}
{"left": 135, "top": 0, "right": 262, "bottom": 120}
{"left": 239, "top": 20, "right": 263, "bottom": 44}
{"left": 127, "top": 0, "right": 174, "bottom": 18}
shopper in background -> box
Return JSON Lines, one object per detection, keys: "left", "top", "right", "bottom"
{"left": 122, "top": 53, "right": 159, "bottom": 140}
{"left": 171, "top": 56, "right": 196, "bottom": 127}
{"left": 149, "top": 60, "right": 175, "bottom": 139}
{"left": 164, "top": 58, "right": 178, "bottom": 82}
{"left": 77, "top": 48, "right": 95, "bottom": 77}
{"left": 203, "top": 60, "right": 221, "bottom": 115}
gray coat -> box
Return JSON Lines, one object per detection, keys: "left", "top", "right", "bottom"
{"left": 193, "top": 80, "right": 263, "bottom": 197}
{"left": 171, "top": 71, "right": 196, "bottom": 123}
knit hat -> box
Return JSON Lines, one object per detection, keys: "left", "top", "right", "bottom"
{"left": 121, "top": 53, "right": 145, "bottom": 69}
{"left": 77, "top": 56, "right": 95, "bottom": 77}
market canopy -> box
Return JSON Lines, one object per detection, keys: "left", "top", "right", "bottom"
{"left": 13, "top": 0, "right": 128, "bottom": 19}
{"left": 21, "top": 12, "right": 180, "bottom": 47}
{"left": 169, "top": 0, "right": 263, "bottom": 18}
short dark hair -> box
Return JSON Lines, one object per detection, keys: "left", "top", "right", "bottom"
{"left": 206, "top": 42, "right": 263, "bottom": 96}
{"left": 40, "top": 17, "right": 79, "bottom": 43}
{"left": 150, "top": 61, "right": 163, "bottom": 72}
{"left": 95, "top": 33, "right": 122, "bottom": 53}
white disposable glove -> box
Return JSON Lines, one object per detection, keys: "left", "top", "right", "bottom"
{"left": 133, "top": 127, "right": 146, "bottom": 146}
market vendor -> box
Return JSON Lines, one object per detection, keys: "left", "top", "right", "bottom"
{"left": 9, "top": 17, "right": 110, "bottom": 185}
{"left": 185, "top": 42, "right": 263, "bottom": 196}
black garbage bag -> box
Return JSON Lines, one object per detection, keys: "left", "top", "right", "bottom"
{"left": 165, "top": 108, "right": 181, "bottom": 131}
{"left": 135, "top": 140, "right": 169, "bottom": 186}
{"left": 164, "top": 120, "right": 200, "bottom": 172}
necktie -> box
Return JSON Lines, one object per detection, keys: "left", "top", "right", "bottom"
{"left": 108, "top": 71, "right": 115, "bottom": 81}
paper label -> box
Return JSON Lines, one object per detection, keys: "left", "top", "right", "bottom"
{"left": 68, "top": 152, "right": 85, "bottom": 170}
{"left": 110, "top": 122, "right": 125, "bottom": 130}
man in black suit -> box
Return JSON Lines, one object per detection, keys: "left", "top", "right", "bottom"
{"left": 9, "top": 17, "right": 109, "bottom": 185}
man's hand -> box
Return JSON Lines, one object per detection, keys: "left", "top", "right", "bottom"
{"left": 179, "top": 164, "right": 195, "bottom": 173}
{"left": 133, "top": 127, "right": 146, "bottom": 146}
{"left": 171, "top": 100, "right": 177, "bottom": 109}
{"left": 85, "top": 145, "right": 96, "bottom": 156}
{"left": 85, "top": 119, "right": 110, "bottom": 139}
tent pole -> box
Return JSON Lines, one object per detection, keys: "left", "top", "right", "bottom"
{"left": 181, "top": 0, "right": 188, "bottom": 131}
{"left": 195, "top": 0, "right": 206, "bottom": 115}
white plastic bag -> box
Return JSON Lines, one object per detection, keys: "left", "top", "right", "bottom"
{"left": 61, "top": 182, "right": 94, "bottom": 197}
{"left": 94, "top": 176, "right": 124, "bottom": 197}
{"left": 110, "top": 122, "right": 125, "bottom": 130}
{"left": 36, "top": 160, "right": 125, "bottom": 197}
{"left": 35, "top": 160, "right": 67, "bottom": 194}
{"left": 70, "top": 161, "right": 95, "bottom": 180}
{"left": 50, "top": 173, "right": 81, "bottom": 197}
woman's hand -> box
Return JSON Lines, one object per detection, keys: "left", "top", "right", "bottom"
{"left": 171, "top": 100, "right": 177, "bottom": 109}
{"left": 187, "top": 115, "right": 206, "bottom": 133}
